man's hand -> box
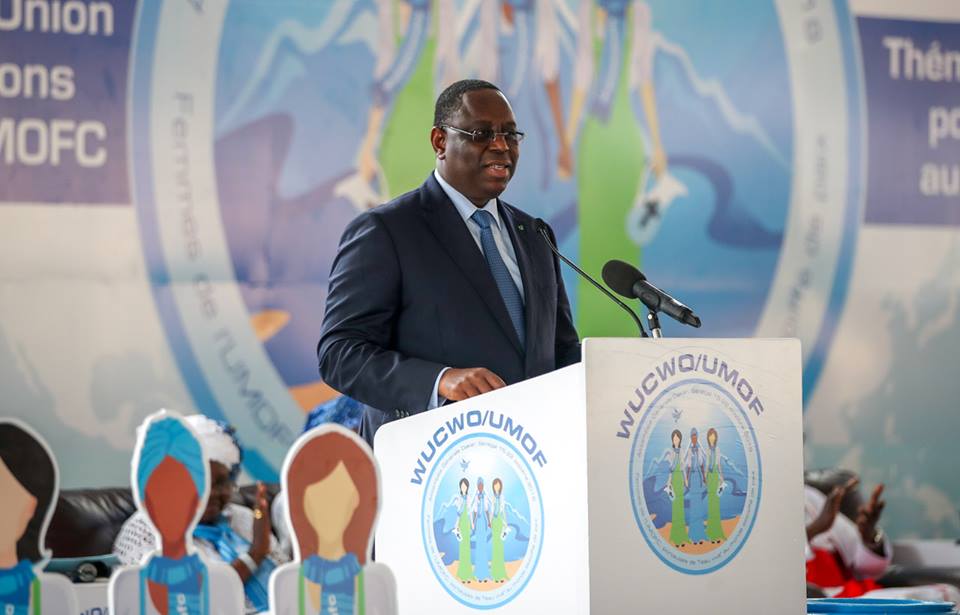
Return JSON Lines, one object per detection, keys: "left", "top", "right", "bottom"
{"left": 807, "top": 477, "right": 858, "bottom": 541}
{"left": 856, "top": 483, "right": 885, "bottom": 552}
{"left": 439, "top": 368, "right": 506, "bottom": 401}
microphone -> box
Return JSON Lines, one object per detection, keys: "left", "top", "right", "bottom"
{"left": 534, "top": 219, "right": 648, "bottom": 337}
{"left": 601, "top": 259, "right": 702, "bottom": 328}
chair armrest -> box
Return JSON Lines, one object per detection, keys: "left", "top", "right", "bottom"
{"left": 893, "top": 539, "right": 960, "bottom": 568}
{"left": 877, "top": 565, "right": 960, "bottom": 589}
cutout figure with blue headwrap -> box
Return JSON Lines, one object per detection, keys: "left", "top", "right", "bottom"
{"left": 114, "top": 414, "right": 288, "bottom": 614}
{"left": 108, "top": 410, "right": 244, "bottom": 615}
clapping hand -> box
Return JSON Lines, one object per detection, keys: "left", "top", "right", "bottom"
{"left": 807, "top": 477, "right": 858, "bottom": 541}
{"left": 855, "top": 484, "right": 885, "bottom": 550}
{"left": 250, "top": 482, "right": 272, "bottom": 563}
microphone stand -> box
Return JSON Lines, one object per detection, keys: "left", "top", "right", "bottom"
{"left": 536, "top": 223, "right": 648, "bottom": 337}
{"left": 646, "top": 310, "right": 663, "bottom": 338}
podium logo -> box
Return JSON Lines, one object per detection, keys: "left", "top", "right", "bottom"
{"left": 628, "top": 378, "right": 762, "bottom": 574}
{"left": 420, "top": 433, "right": 544, "bottom": 609}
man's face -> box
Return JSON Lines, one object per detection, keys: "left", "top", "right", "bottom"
{"left": 432, "top": 88, "right": 520, "bottom": 206}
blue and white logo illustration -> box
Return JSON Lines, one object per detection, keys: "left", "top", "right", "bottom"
{"left": 629, "top": 379, "right": 761, "bottom": 574}
{"left": 421, "top": 433, "right": 543, "bottom": 609}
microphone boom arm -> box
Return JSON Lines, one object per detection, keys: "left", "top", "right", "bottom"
{"left": 536, "top": 223, "right": 649, "bottom": 338}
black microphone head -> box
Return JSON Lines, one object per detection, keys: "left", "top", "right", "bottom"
{"left": 602, "top": 259, "right": 644, "bottom": 299}
{"left": 534, "top": 218, "right": 548, "bottom": 234}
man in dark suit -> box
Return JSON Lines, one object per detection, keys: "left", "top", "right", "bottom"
{"left": 318, "top": 79, "right": 581, "bottom": 446}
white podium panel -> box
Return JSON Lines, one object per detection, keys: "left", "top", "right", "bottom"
{"left": 376, "top": 366, "right": 589, "bottom": 613}
{"left": 375, "top": 338, "right": 805, "bottom": 614}
{"left": 583, "top": 338, "right": 806, "bottom": 613}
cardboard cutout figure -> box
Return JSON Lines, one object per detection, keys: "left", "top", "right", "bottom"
{"left": 0, "top": 418, "right": 79, "bottom": 615}
{"left": 108, "top": 410, "right": 244, "bottom": 615}
{"left": 269, "top": 424, "right": 397, "bottom": 615}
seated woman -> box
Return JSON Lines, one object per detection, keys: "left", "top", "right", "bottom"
{"left": 0, "top": 419, "right": 78, "bottom": 614}
{"left": 113, "top": 414, "right": 288, "bottom": 614}
{"left": 805, "top": 479, "right": 960, "bottom": 602}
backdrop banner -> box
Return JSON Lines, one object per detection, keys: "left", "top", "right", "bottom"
{"left": 1, "top": 0, "right": 957, "bottom": 538}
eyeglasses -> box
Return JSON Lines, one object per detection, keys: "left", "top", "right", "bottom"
{"left": 440, "top": 125, "right": 525, "bottom": 145}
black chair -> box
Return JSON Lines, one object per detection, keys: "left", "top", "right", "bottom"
{"left": 44, "top": 484, "right": 280, "bottom": 580}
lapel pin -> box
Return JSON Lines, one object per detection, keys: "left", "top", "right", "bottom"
{"left": 518, "top": 223, "right": 525, "bottom": 231}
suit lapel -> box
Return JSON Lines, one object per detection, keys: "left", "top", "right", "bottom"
{"left": 420, "top": 177, "right": 525, "bottom": 356}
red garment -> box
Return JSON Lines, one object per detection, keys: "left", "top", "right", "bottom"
{"left": 807, "top": 547, "right": 884, "bottom": 597}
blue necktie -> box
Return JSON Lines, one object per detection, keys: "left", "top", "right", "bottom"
{"left": 471, "top": 209, "right": 525, "bottom": 348}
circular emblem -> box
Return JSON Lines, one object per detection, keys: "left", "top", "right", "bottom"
{"left": 628, "top": 379, "right": 762, "bottom": 574}
{"left": 421, "top": 433, "right": 544, "bottom": 609}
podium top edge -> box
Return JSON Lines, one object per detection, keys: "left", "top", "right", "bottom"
{"left": 580, "top": 337, "right": 802, "bottom": 342}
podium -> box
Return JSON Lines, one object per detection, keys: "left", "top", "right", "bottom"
{"left": 374, "top": 338, "right": 807, "bottom": 613}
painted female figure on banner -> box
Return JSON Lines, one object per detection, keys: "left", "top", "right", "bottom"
{"left": 471, "top": 478, "right": 493, "bottom": 583}
{"left": 453, "top": 478, "right": 475, "bottom": 583}
{"left": 705, "top": 428, "right": 726, "bottom": 543}
{"left": 109, "top": 410, "right": 244, "bottom": 615}
{"left": 664, "top": 429, "right": 690, "bottom": 547}
{"left": 0, "top": 419, "right": 78, "bottom": 615}
{"left": 269, "top": 424, "right": 396, "bottom": 615}
{"left": 685, "top": 427, "right": 708, "bottom": 544}
{"left": 489, "top": 478, "right": 509, "bottom": 583}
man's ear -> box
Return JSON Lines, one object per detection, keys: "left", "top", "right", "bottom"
{"left": 430, "top": 126, "right": 446, "bottom": 160}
